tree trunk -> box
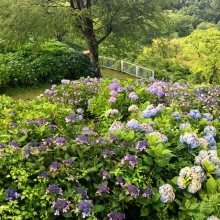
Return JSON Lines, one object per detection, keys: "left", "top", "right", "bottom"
{"left": 82, "top": 19, "right": 102, "bottom": 78}
{"left": 209, "top": 66, "right": 217, "bottom": 84}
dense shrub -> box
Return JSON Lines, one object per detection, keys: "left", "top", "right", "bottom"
{"left": 0, "top": 41, "right": 95, "bottom": 88}
{"left": 0, "top": 77, "right": 220, "bottom": 219}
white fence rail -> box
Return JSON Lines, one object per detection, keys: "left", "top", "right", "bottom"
{"left": 99, "top": 56, "right": 154, "bottom": 79}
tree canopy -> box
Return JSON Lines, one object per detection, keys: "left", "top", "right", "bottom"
{"left": 0, "top": 0, "right": 175, "bottom": 77}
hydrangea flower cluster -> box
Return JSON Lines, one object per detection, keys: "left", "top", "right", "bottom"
{"left": 141, "top": 104, "right": 164, "bottom": 118}
{"left": 207, "top": 216, "right": 220, "bottom": 220}
{"left": 36, "top": 145, "right": 48, "bottom": 154}
{"left": 128, "top": 104, "right": 139, "bottom": 113}
{"left": 54, "top": 137, "right": 67, "bottom": 146}
{"left": 76, "top": 200, "right": 92, "bottom": 218}
{"left": 96, "top": 184, "right": 110, "bottom": 196}
{"left": 140, "top": 123, "right": 154, "bottom": 134}
{"left": 108, "top": 134, "right": 118, "bottom": 143}
{"left": 102, "top": 170, "right": 111, "bottom": 179}
{"left": 142, "top": 187, "right": 154, "bottom": 198}
{"left": 180, "top": 132, "right": 200, "bottom": 149}
{"left": 107, "top": 210, "right": 125, "bottom": 220}
{"left": 179, "top": 123, "right": 191, "bottom": 130}
{"left": 115, "top": 176, "right": 124, "bottom": 186}
{"left": 159, "top": 184, "right": 175, "bottom": 203}
{"left": 105, "top": 109, "right": 119, "bottom": 118}
{"left": 204, "top": 125, "right": 216, "bottom": 137}
{"left": 195, "top": 150, "right": 220, "bottom": 177}
{"left": 46, "top": 184, "right": 63, "bottom": 195}
{"left": 135, "top": 140, "right": 149, "bottom": 151}
{"left": 121, "top": 154, "right": 137, "bottom": 167}
{"left": 125, "top": 119, "right": 141, "bottom": 130}
{"left": 51, "top": 198, "right": 70, "bottom": 216}
{"left": 146, "top": 81, "right": 166, "bottom": 97}
{"left": 103, "top": 150, "right": 115, "bottom": 158}
{"left": 124, "top": 184, "right": 140, "bottom": 198}
{"left": 189, "top": 109, "right": 201, "bottom": 119}
{"left": 149, "top": 132, "right": 168, "bottom": 142}
{"left": 171, "top": 112, "right": 181, "bottom": 121}
{"left": 22, "top": 148, "right": 31, "bottom": 158}
{"left": 177, "top": 166, "right": 206, "bottom": 194}
{"left": 109, "top": 121, "right": 124, "bottom": 132}
{"left": 203, "top": 113, "right": 213, "bottom": 121}
{"left": 49, "top": 162, "right": 61, "bottom": 172}
{"left": 76, "top": 135, "right": 90, "bottom": 145}
{"left": 62, "top": 158, "right": 74, "bottom": 165}
{"left": 128, "top": 92, "right": 139, "bottom": 101}
{"left": 204, "top": 135, "right": 216, "bottom": 146}
{"left": 74, "top": 187, "right": 89, "bottom": 199}
{"left": 5, "top": 188, "right": 20, "bottom": 202}
{"left": 9, "top": 141, "right": 20, "bottom": 150}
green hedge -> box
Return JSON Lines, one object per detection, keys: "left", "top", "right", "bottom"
{"left": 0, "top": 41, "right": 95, "bottom": 88}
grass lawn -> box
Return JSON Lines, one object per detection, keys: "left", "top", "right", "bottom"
{"left": 0, "top": 68, "right": 138, "bottom": 101}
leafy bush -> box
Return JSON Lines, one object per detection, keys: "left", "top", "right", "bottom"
{"left": 0, "top": 41, "right": 95, "bottom": 88}
{"left": 0, "top": 77, "right": 220, "bottom": 219}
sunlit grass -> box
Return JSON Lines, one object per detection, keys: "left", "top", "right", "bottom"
{"left": 0, "top": 68, "right": 137, "bottom": 101}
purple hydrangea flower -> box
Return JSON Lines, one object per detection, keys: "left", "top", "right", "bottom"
{"left": 50, "top": 162, "right": 61, "bottom": 172}
{"left": 54, "top": 137, "right": 67, "bottom": 146}
{"left": 65, "top": 115, "right": 76, "bottom": 123}
{"left": 0, "top": 143, "right": 6, "bottom": 149}
{"left": 135, "top": 140, "right": 149, "bottom": 151}
{"left": 45, "top": 89, "right": 55, "bottom": 95}
{"left": 128, "top": 92, "right": 139, "bottom": 101}
{"left": 109, "top": 96, "right": 117, "bottom": 103}
{"left": 124, "top": 184, "right": 140, "bottom": 198}
{"left": 107, "top": 83, "right": 120, "bottom": 91}
{"left": 51, "top": 198, "right": 70, "bottom": 216}
{"left": 22, "top": 148, "right": 31, "bottom": 158}
{"left": 48, "top": 124, "right": 58, "bottom": 130}
{"left": 10, "top": 123, "right": 18, "bottom": 128}
{"left": 40, "top": 171, "right": 48, "bottom": 179}
{"left": 121, "top": 141, "right": 133, "bottom": 148}
{"left": 110, "top": 90, "right": 118, "bottom": 96}
{"left": 96, "top": 138, "right": 106, "bottom": 143}
{"left": 102, "top": 170, "right": 111, "bottom": 179}
{"left": 76, "top": 200, "right": 92, "bottom": 218}
{"left": 62, "top": 158, "right": 75, "bottom": 165}
{"left": 46, "top": 184, "right": 63, "bottom": 195}
{"left": 5, "top": 189, "right": 20, "bottom": 201}
{"left": 42, "top": 138, "right": 52, "bottom": 146}
{"left": 108, "top": 134, "right": 118, "bottom": 143}
{"left": 82, "top": 127, "right": 91, "bottom": 134}
{"left": 146, "top": 81, "right": 166, "bottom": 97}
{"left": 75, "top": 187, "right": 89, "bottom": 199}
{"left": 149, "top": 76, "right": 155, "bottom": 83}
{"left": 36, "top": 145, "right": 48, "bottom": 154}
{"left": 109, "top": 121, "right": 124, "bottom": 132}
{"left": 121, "top": 154, "right": 137, "bottom": 167}
{"left": 116, "top": 176, "right": 124, "bottom": 186}
{"left": 76, "top": 135, "right": 90, "bottom": 145}
{"left": 203, "top": 113, "right": 213, "bottom": 121}
{"left": 35, "top": 118, "right": 48, "bottom": 126}
{"left": 29, "top": 142, "right": 38, "bottom": 147}
{"left": 142, "top": 187, "right": 154, "bottom": 198}
{"left": 9, "top": 141, "right": 20, "bottom": 150}
{"left": 107, "top": 210, "right": 126, "bottom": 220}
{"left": 96, "top": 184, "right": 110, "bottom": 196}
{"left": 76, "top": 108, "right": 84, "bottom": 114}
{"left": 103, "top": 150, "right": 115, "bottom": 158}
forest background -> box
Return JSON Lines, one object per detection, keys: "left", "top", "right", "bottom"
{"left": 0, "top": 0, "right": 220, "bottom": 84}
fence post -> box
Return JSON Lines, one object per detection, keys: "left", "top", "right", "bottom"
{"left": 121, "top": 60, "right": 123, "bottom": 72}
{"left": 152, "top": 71, "right": 155, "bottom": 78}
{"left": 136, "top": 66, "right": 139, "bottom": 77}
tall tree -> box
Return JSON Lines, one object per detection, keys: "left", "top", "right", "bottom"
{"left": 0, "top": 0, "right": 174, "bottom": 77}
{"left": 182, "top": 29, "right": 220, "bottom": 83}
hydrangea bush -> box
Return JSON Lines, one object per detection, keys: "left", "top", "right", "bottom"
{"left": 0, "top": 77, "right": 220, "bottom": 219}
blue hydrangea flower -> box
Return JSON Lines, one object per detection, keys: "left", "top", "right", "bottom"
{"left": 96, "top": 184, "right": 110, "bottom": 196}
{"left": 204, "top": 126, "right": 216, "bottom": 137}
{"left": 142, "top": 187, "right": 154, "bottom": 198}
{"left": 203, "top": 113, "right": 213, "bottom": 121}
{"left": 74, "top": 187, "right": 89, "bottom": 199}
{"left": 126, "top": 119, "right": 141, "bottom": 130}
{"left": 5, "top": 188, "right": 20, "bottom": 202}
{"left": 180, "top": 133, "right": 200, "bottom": 149}
{"left": 124, "top": 184, "right": 140, "bottom": 198}
{"left": 46, "top": 184, "right": 63, "bottom": 195}
{"left": 172, "top": 112, "right": 181, "bottom": 121}
{"left": 159, "top": 184, "right": 175, "bottom": 203}
{"left": 121, "top": 154, "right": 137, "bottom": 167}
{"left": 204, "top": 135, "right": 216, "bottom": 146}
{"left": 189, "top": 109, "right": 201, "bottom": 119}
{"left": 135, "top": 140, "right": 149, "bottom": 151}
